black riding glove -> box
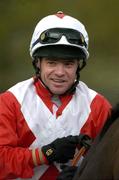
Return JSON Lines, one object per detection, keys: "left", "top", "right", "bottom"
{"left": 42, "top": 135, "right": 78, "bottom": 164}
{"left": 56, "top": 165, "right": 78, "bottom": 180}
{"left": 77, "top": 134, "right": 92, "bottom": 149}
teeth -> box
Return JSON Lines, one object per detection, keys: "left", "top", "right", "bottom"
{"left": 53, "top": 79, "right": 64, "bottom": 82}
{"left": 51, "top": 78, "right": 66, "bottom": 83}
{"left": 54, "top": 80, "right": 64, "bottom": 82}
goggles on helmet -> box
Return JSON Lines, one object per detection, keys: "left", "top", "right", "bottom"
{"left": 32, "top": 28, "right": 87, "bottom": 49}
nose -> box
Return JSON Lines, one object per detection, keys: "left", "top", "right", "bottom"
{"left": 55, "top": 63, "right": 65, "bottom": 76}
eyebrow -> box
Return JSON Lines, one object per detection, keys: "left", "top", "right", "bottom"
{"left": 46, "top": 57, "right": 77, "bottom": 62}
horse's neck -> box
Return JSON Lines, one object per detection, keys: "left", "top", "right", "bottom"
{"left": 100, "top": 103, "right": 119, "bottom": 139}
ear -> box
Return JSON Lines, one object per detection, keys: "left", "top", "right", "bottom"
{"left": 36, "top": 58, "right": 41, "bottom": 68}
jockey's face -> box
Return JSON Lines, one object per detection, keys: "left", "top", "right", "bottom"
{"left": 37, "top": 57, "right": 79, "bottom": 95}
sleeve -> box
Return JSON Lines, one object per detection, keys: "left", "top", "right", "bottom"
{"left": 0, "top": 91, "right": 34, "bottom": 179}
{"left": 80, "top": 94, "right": 112, "bottom": 139}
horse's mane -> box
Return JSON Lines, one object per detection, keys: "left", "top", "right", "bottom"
{"left": 100, "top": 103, "right": 119, "bottom": 139}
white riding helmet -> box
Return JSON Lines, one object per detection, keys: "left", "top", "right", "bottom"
{"left": 30, "top": 11, "right": 89, "bottom": 60}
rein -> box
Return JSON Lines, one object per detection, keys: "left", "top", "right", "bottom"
{"left": 71, "top": 146, "right": 87, "bottom": 166}
{"left": 71, "top": 136, "right": 93, "bottom": 166}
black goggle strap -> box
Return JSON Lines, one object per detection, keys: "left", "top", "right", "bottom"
{"left": 78, "top": 59, "right": 86, "bottom": 71}
{"left": 71, "top": 60, "right": 86, "bottom": 94}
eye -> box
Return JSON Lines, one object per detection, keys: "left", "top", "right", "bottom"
{"left": 47, "top": 60, "right": 57, "bottom": 66}
{"left": 48, "top": 61, "right": 55, "bottom": 64}
{"left": 64, "top": 61, "right": 75, "bottom": 66}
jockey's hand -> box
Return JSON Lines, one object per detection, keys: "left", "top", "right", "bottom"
{"left": 77, "top": 134, "right": 92, "bottom": 149}
{"left": 42, "top": 135, "right": 79, "bottom": 163}
{"left": 56, "top": 165, "right": 78, "bottom": 180}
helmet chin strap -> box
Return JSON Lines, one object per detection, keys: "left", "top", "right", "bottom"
{"left": 33, "top": 58, "right": 86, "bottom": 95}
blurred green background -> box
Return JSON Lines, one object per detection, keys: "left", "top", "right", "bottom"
{"left": 0, "top": 0, "right": 119, "bottom": 105}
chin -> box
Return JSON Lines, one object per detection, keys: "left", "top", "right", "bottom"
{"left": 51, "top": 89, "right": 66, "bottom": 95}
{"left": 52, "top": 92, "right": 65, "bottom": 95}
{"left": 49, "top": 86, "right": 69, "bottom": 95}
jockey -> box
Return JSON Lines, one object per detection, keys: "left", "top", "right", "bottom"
{"left": 0, "top": 11, "right": 111, "bottom": 179}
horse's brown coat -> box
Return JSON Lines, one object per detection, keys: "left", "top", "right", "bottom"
{"left": 73, "top": 104, "right": 119, "bottom": 180}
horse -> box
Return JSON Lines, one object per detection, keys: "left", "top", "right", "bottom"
{"left": 73, "top": 103, "right": 119, "bottom": 180}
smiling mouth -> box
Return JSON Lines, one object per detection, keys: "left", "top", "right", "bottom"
{"left": 52, "top": 79, "right": 66, "bottom": 83}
